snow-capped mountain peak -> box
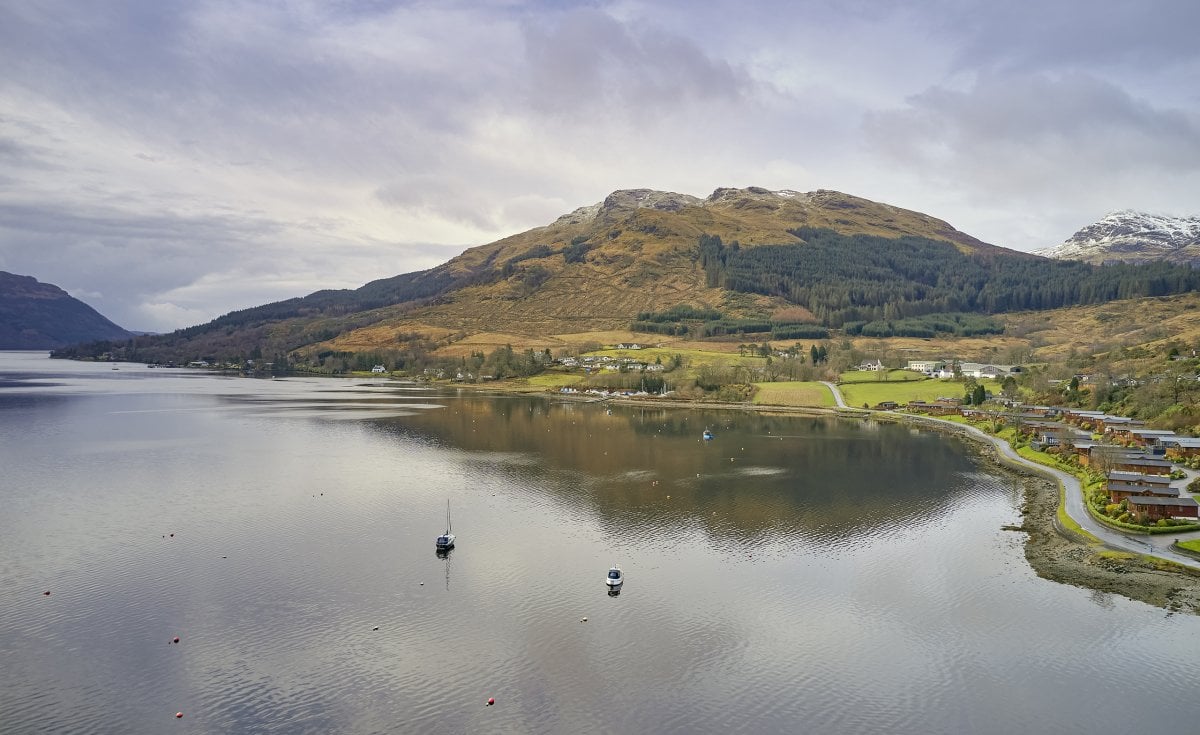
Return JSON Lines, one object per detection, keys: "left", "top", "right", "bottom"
{"left": 1038, "top": 210, "right": 1200, "bottom": 265}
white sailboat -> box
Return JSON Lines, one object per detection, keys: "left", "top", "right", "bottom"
{"left": 435, "top": 500, "right": 455, "bottom": 551}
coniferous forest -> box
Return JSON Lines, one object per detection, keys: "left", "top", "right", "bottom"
{"left": 698, "top": 228, "right": 1200, "bottom": 328}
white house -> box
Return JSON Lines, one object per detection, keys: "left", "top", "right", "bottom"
{"left": 907, "top": 360, "right": 946, "bottom": 373}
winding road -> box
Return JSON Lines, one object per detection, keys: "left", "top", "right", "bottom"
{"left": 820, "top": 381, "right": 1200, "bottom": 571}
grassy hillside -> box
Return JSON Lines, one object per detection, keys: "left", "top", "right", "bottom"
{"left": 48, "top": 188, "right": 1200, "bottom": 384}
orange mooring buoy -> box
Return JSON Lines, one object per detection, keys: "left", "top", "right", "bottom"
{"left": 175, "top": 712, "right": 183, "bottom": 718}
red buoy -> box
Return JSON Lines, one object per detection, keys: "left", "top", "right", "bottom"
{"left": 486, "top": 697, "right": 495, "bottom": 706}
{"left": 173, "top": 636, "right": 180, "bottom": 643}
{"left": 43, "top": 591, "right": 50, "bottom": 596}
{"left": 175, "top": 712, "right": 183, "bottom": 718}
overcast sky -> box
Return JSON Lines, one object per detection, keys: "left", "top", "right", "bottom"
{"left": 2, "top": 0, "right": 1198, "bottom": 333}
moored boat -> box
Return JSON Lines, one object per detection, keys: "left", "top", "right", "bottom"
{"left": 436, "top": 500, "right": 455, "bottom": 551}
{"left": 605, "top": 565, "right": 623, "bottom": 587}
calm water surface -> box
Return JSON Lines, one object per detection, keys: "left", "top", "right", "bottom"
{"left": 1, "top": 351, "right": 1198, "bottom": 734}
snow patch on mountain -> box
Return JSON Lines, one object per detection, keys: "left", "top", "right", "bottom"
{"left": 1038, "top": 210, "right": 1200, "bottom": 265}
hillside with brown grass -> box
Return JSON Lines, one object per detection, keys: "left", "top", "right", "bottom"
{"left": 54, "top": 187, "right": 1200, "bottom": 371}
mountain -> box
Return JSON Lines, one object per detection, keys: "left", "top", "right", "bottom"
{"left": 49, "top": 187, "right": 1200, "bottom": 365}
{"left": 1039, "top": 210, "right": 1200, "bottom": 265}
{"left": 0, "top": 271, "right": 134, "bottom": 349}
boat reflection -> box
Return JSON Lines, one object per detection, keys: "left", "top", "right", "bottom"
{"left": 607, "top": 588, "right": 621, "bottom": 597}
{"left": 435, "top": 547, "right": 452, "bottom": 590}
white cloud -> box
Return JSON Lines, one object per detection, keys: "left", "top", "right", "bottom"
{"left": 0, "top": 0, "right": 1197, "bottom": 331}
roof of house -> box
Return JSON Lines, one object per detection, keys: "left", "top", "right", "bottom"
{"left": 1106, "top": 482, "right": 1178, "bottom": 497}
{"left": 1126, "top": 496, "right": 1199, "bottom": 508}
{"left": 1107, "top": 471, "right": 1172, "bottom": 485}
{"left": 1111, "top": 457, "right": 1173, "bottom": 468}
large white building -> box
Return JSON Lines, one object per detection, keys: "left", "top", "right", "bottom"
{"left": 906, "top": 360, "right": 946, "bottom": 373}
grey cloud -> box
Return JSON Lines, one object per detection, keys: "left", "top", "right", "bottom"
{"left": 0, "top": 136, "right": 61, "bottom": 171}
{"left": 0, "top": 199, "right": 409, "bottom": 332}
{"left": 934, "top": 0, "right": 1200, "bottom": 76}
{"left": 3, "top": 0, "right": 1199, "bottom": 331}
{"left": 865, "top": 72, "right": 1200, "bottom": 191}
{"left": 376, "top": 176, "right": 501, "bottom": 231}
{"left": 521, "top": 7, "right": 748, "bottom": 118}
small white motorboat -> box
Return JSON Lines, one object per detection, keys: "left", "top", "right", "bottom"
{"left": 605, "top": 565, "right": 623, "bottom": 588}
{"left": 702, "top": 428, "right": 714, "bottom": 440}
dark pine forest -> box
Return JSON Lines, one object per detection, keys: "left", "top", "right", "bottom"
{"left": 698, "top": 228, "right": 1200, "bottom": 327}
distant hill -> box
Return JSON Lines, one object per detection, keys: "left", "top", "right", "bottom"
{"left": 1039, "top": 210, "right": 1200, "bottom": 266}
{"left": 0, "top": 272, "right": 133, "bottom": 349}
{"left": 50, "top": 187, "right": 1200, "bottom": 365}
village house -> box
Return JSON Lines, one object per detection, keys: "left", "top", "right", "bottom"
{"left": 906, "top": 360, "right": 946, "bottom": 374}
{"left": 1107, "top": 470, "right": 1173, "bottom": 487}
{"left": 1106, "top": 470, "right": 1176, "bottom": 503}
{"left": 1022, "top": 422, "right": 1090, "bottom": 449}
{"left": 1124, "top": 429, "right": 1180, "bottom": 449}
{"left": 858, "top": 359, "right": 885, "bottom": 371}
{"left": 907, "top": 399, "right": 962, "bottom": 416}
{"left": 1059, "top": 409, "right": 1129, "bottom": 433}
{"left": 1071, "top": 444, "right": 1175, "bottom": 475}
{"left": 1097, "top": 416, "right": 1138, "bottom": 432}
{"left": 1161, "top": 437, "right": 1200, "bottom": 460}
{"left": 1125, "top": 495, "right": 1200, "bottom": 522}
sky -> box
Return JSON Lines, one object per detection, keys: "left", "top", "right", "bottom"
{"left": 1, "top": 0, "right": 1198, "bottom": 333}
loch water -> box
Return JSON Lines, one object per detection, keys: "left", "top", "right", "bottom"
{"left": 1, "top": 351, "right": 1198, "bottom": 734}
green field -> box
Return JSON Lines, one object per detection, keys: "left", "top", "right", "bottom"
{"left": 839, "top": 369, "right": 926, "bottom": 383}
{"left": 752, "top": 381, "right": 836, "bottom": 407}
{"left": 596, "top": 347, "right": 767, "bottom": 372}
{"left": 524, "top": 373, "right": 578, "bottom": 389}
{"left": 839, "top": 378, "right": 1001, "bottom": 408}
